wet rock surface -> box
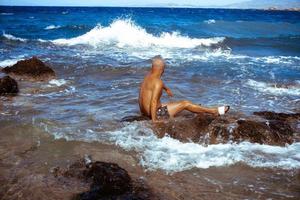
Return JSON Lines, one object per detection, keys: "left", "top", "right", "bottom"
{"left": 2, "top": 57, "right": 55, "bottom": 81}
{"left": 52, "top": 159, "right": 156, "bottom": 200}
{"left": 0, "top": 75, "right": 18, "bottom": 95}
{"left": 152, "top": 111, "right": 300, "bottom": 146}
{"left": 254, "top": 111, "right": 300, "bottom": 121}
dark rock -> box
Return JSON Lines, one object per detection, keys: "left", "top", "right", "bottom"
{"left": 52, "top": 159, "right": 155, "bottom": 200}
{"left": 234, "top": 120, "right": 275, "bottom": 144}
{"left": 84, "top": 161, "right": 132, "bottom": 196}
{"left": 253, "top": 111, "right": 300, "bottom": 143}
{"left": 2, "top": 56, "right": 55, "bottom": 81}
{"left": 0, "top": 75, "right": 19, "bottom": 95}
{"left": 254, "top": 111, "right": 300, "bottom": 121}
{"left": 61, "top": 158, "right": 89, "bottom": 180}
{"left": 152, "top": 112, "right": 299, "bottom": 146}
{"left": 153, "top": 114, "right": 215, "bottom": 142}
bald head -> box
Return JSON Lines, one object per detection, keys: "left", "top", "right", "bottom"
{"left": 151, "top": 57, "right": 165, "bottom": 75}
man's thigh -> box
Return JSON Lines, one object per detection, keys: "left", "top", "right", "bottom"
{"left": 162, "top": 101, "right": 186, "bottom": 117}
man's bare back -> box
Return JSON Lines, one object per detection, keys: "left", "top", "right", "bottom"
{"left": 139, "top": 57, "right": 229, "bottom": 122}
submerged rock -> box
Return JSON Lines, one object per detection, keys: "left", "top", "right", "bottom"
{"left": 121, "top": 115, "right": 150, "bottom": 122}
{"left": 152, "top": 111, "right": 299, "bottom": 146}
{"left": 0, "top": 75, "right": 19, "bottom": 95}
{"left": 2, "top": 57, "right": 55, "bottom": 81}
{"left": 80, "top": 161, "right": 132, "bottom": 198}
{"left": 52, "top": 159, "right": 155, "bottom": 200}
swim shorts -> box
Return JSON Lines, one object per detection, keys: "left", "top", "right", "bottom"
{"left": 156, "top": 105, "right": 170, "bottom": 119}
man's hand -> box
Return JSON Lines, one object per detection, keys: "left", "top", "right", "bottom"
{"left": 165, "top": 87, "right": 173, "bottom": 97}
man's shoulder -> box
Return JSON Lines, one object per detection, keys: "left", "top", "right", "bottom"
{"left": 153, "top": 79, "right": 163, "bottom": 87}
{"left": 144, "top": 76, "right": 163, "bottom": 88}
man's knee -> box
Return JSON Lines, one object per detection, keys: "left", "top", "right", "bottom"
{"left": 181, "top": 100, "right": 191, "bottom": 107}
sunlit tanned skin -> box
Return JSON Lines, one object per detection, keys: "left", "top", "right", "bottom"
{"left": 139, "top": 57, "right": 229, "bottom": 123}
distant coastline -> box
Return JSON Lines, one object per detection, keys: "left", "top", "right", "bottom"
{"left": 0, "top": 5, "right": 300, "bottom": 12}
{"left": 264, "top": 7, "right": 300, "bottom": 12}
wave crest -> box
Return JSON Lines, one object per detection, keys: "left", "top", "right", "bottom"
{"left": 2, "top": 33, "right": 27, "bottom": 42}
{"left": 44, "top": 25, "right": 61, "bottom": 30}
{"left": 52, "top": 19, "right": 224, "bottom": 48}
{"left": 246, "top": 79, "right": 300, "bottom": 96}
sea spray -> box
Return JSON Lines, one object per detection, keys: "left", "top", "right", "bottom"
{"left": 52, "top": 19, "right": 225, "bottom": 48}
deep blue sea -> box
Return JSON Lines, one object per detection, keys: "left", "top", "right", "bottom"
{"left": 1, "top": 7, "right": 300, "bottom": 174}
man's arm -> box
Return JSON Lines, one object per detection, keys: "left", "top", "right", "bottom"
{"left": 163, "top": 83, "right": 173, "bottom": 97}
{"left": 150, "top": 82, "right": 163, "bottom": 122}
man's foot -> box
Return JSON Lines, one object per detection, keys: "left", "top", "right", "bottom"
{"left": 217, "top": 106, "right": 230, "bottom": 115}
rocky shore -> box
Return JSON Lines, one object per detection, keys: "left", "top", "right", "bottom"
{"left": 123, "top": 111, "right": 300, "bottom": 146}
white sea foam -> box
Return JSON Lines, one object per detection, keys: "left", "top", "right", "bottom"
{"left": 48, "top": 79, "right": 67, "bottom": 87}
{"left": 246, "top": 79, "right": 300, "bottom": 96}
{"left": 204, "top": 19, "right": 216, "bottom": 24}
{"left": 105, "top": 122, "right": 300, "bottom": 172}
{"left": 37, "top": 38, "right": 47, "bottom": 42}
{"left": 44, "top": 25, "right": 61, "bottom": 30}
{"left": 2, "top": 33, "right": 27, "bottom": 42}
{"left": 39, "top": 119, "right": 300, "bottom": 172}
{"left": 48, "top": 19, "right": 300, "bottom": 65}
{"left": 0, "top": 56, "right": 26, "bottom": 67}
{"left": 0, "top": 59, "right": 18, "bottom": 67}
{"left": 254, "top": 56, "right": 299, "bottom": 65}
{"left": 52, "top": 19, "right": 224, "bottom": 48}
{"left": 1, "top": 13, "right": 14, "bottom": 15}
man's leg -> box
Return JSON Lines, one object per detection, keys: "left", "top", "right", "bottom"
{"left": 164, "top": 100, "right": 228, "bottom": 117}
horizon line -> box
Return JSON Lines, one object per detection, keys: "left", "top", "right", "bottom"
{"left": 0, "top": 5, "right": 290, "bottom": 10}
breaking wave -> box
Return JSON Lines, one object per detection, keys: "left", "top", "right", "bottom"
{"left": 0, "top": 55, "right": 26, "bottom": 67}
{"left": 106, "top": 122, "right": 300, "bottom": 172}
{"left": 2, "top": 33, "right": 27, "bottom": 42}
{"left": 52, "top": 19, "right": 225, "bottom": 48}
{"left": 246, "top": 79, "right": 300, "bottom": 96}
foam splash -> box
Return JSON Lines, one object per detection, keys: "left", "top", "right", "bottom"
{"left": 48, "top": 79, "right": 67, "bottom": 87}
{"left": 52, "top": 19, "right": 224, "bottom": 48}
{"left": 254, "top": 56, "right": 300, "bottom": 65}
{"left": 204, "top": 19, "right": 216, "bottom": 24}
{"left": 106, "top": 122, "right": 300, "bottom": 172}
{"left": 0, "top": 56, "right": 26, "bottom": 67}
{"left": 246, "top": 79, "right": 300, "bottom": 96}
{"left": 2, "top": 33, "right": 27, "bottom": 42}
{"left": 44, "top": 25, "right": 61, "bottom": 30}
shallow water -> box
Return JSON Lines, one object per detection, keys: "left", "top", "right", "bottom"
{"left": 1, "top": 122, "right": 299, "bottom": 199}
{"left": 1, "top": 6, "right": 300, "bottom": 199}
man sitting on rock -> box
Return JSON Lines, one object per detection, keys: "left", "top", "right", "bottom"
{"left": 139, "top": 56, "right": 230, "bottom": 123}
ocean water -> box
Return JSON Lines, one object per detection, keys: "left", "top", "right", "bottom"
{"left": 1, "top": 6, "right": 300, "bottom": 174}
